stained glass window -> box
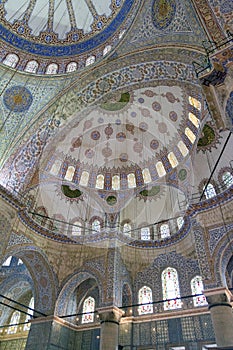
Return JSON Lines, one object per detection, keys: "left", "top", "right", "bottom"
{"left": 82, "top": 297, "right": 95, "bottom": 323}
{"left": 66, "top": 62, "right": 78, "bottom": 73}
{"left": 80, "top": 171, "right": 89, "bottom": 186}
{"left": 123, "top": 223, "right": 131, "bottom": 236}
{"left": 178, "top": 140, "right": 189, "bottom": 157}
{"left": 160, "top": 224, "right": 170, "bottom": 239}
{"left": 46, "top": 63, "right": 58, "bottom": 74}
{"left": 191, "top": 276, "right": 208, "bottom": 307}
{"left": 3, "top": 53, "right": 19, "bottom": 68}
{"left": 112, "top": 175, "right": 120, "bottom": 190}
{"left": 162, "top": 267, "right": 181, "bottom": 310}
{"left": 64, "top": 166, "right": 75, "bottom": 181}
{"left": 23, "top": 297, "right": 34, "bottom": 331}
{"left": 72, "top": 221, "right": 82, "bottom": 236}
{"left": 222, "top": 172, "right": 233, "bottom": 188}
{"left": 185, "top": 127, "right": 196, "bottom": 144}
{"left": 103, "top": 45, "right": 112, "bottom": 56}
{"left": 177, "top": 217, "right": 184, "bottom": 230}
{"left": 168, "top": 152, "right": 178, "bottom": 168}
{"left": 141, "top": 227, "right": 150, "bottom": 240}
{"left": 127, "top": 173, "right": 136, "bottom": 188}
{"left": 204, "top": 183, "right": 216, "bottom": 199}
{"left": 138, "top": 286, "right": 153, "bottom": 315}
{"left": 156, "top": 161, "right": 166, "bottom": 177}
{"left": 86, "top": 55, "right": 95, "bottom": 66}
{"left": 92, "top": 219, "right": 101, "bottom": 232}
{"left": 25, "top": 60, "right": 39, "bottom": 73}
{"left": 142, "top": 168, "right": 152, "bottom": 184}
{"left": 96, "top": 174, "right": 104, "bottom": 189}
{"left": 7, "top": 311, "right": 20, "bottom": 334}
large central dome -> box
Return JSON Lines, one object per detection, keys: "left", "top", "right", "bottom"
{"left": 0, "top": 0, "right": 136, "bottom": 57}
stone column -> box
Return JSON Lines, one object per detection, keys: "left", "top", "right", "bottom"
{"left": 205, "top": 288, "right": 233, "bottom": 348}
{"left": 98, "top": 306, "right": 123, "bottom": 350}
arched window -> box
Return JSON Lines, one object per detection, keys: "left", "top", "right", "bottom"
{"left": 141, "top": 227, "right": 150, "bottom": 240}
{"left": 96, "top": 174, "right": 104, "bottom": 189}
{"left": 7, "top": 311, "right": 20, "bottom": 334}
{"left": 66, "top": 62, "right": 78, "bottom": 73}
{"left": 23, "top": 297, "right": 34, "bottom": 331}
{"left": 189, "top": 112, "right": 200, "bottom": 128}
{"left": 191, "top": 276, "right": 208, "bottom": 307}
{"left": 46, "top": 63, "right": 58, "bottom": 75}
{"left": 222, "top": 172, "right": 233, "bottom": 188}
{"left": 64, "top": 166, "right": 75, "bottom": 181}
{"left": 138, "top": 286, "right": 153, "bottom": 315}
{"left": 50, "top": 160, "right": 62, "bottom": 176}
{"left": 127, "top": 173, "right": 136, "bottom": 188}
{"left": 177, "top": 217, "right": 184, "bottom": 230}
{"left": 2, "top": 256, "right": 12, "bottom": 266}
{"left": 86, "top": 55, "right": 95, "bottom": 66}
{"left": 3, "top": 53, "right": 19, "bottom": 68}
{"left": 25, "top": 60, "right": 39, "bottom": 73}
{"left": 189, "top": 96, "right": 201, "bottom": 110}
{"left": 162, "top": 267, "right": 181, "bottom": 310}
{"left": 185, "top": 127, "right": 196, "bottom": 144}
{"left": 79, "top": 171, "right": 89, "bottom": 186}
{"left": 82, "top": 297, "right": 95, "bottom": 323}
{"left": 178, "top": 140, "right": 189, "bottom": 157}
{"left": 142, "top": 168, "right": 152, "bottom": 184}
{"left": 156, "top": 161, "right": 166, "bottom": 177}
{"left": 204, "top": 183, "right": 216, "bottom": 199}
{"left": 123, "top": 223, "right": 131, "bottom": 236}
{"left": 160, "top": 224, "right": 170, "bottom": 239}
{"left": 112, "top": 175, "right": 120, "bottom": 190}
{"left": 103, "top": 45, "right": 112, "bottom": 56}
{"left": 92, "top": 219, "right": 101, "bottom": 232}
{"left": 168, "top": 152, "right": 178, "bottom": 168}
{"left": 71, "top": 221, "right": 82, "bottom": 236}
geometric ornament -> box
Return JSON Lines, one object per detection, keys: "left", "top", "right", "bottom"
{"left": 3, "top": 85, "right": 33, "bottom": 112}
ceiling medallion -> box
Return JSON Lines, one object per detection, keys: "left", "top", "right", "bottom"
{"left": 151, "top": 0, "right": 176, "bottom": 30}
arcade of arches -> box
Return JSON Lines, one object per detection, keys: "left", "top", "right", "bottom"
{"left": 0, "top": 0, "right": 233, "bottom": 349}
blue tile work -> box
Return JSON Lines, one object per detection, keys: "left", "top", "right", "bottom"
{"left": 123, "top": 0, "right": 208, "bottom": 52}
{"left": 119, "top": 314, "right": 215, "bottom": 348}
{"left": 152, "top": 0, "right": 177, "bottom": 30}
{"left": 3, "top": 86, "right": 33, "bottom": 112}
{"left": 132, "top": 251, "right": 201, "bottom": 307}
{"left": 1, "top": 246, "right": 58, "bottom": 315}
{"left": 0, "top": 0, "right": 136, "bottom": 57}
{"left": 0, "top": 70, "right": 75, "bottom": 163}
{"left": 208, "top": 223, "right": 233, "bottom": 255}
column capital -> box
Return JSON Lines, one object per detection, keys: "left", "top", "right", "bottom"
{"left": 97, "top": 306, "right": 124, "bottom": 324}
{"left": 204, "top": 287, "right": 233, "bottom": 304}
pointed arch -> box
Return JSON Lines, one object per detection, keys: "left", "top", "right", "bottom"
{"left": 191, "top": 276, "right": 207, "bottom": 307}
{"left": 162, "top": 267, "right": 181, "bottom": 310}
{"left": 7, "top": 311, "right": 20, "bottom": 334}
{"left": 82, "top": 296, "right": 95, "bottom": 323}
{"left": 138, "top": 286, "right": 153, "bottom": 315}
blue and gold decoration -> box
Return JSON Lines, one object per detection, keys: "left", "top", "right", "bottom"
{"left": 151, "top": 0, "right": 176, "bottom": 30}
{"left": 3, "top": 86, "right": 33, "bottom": 112}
